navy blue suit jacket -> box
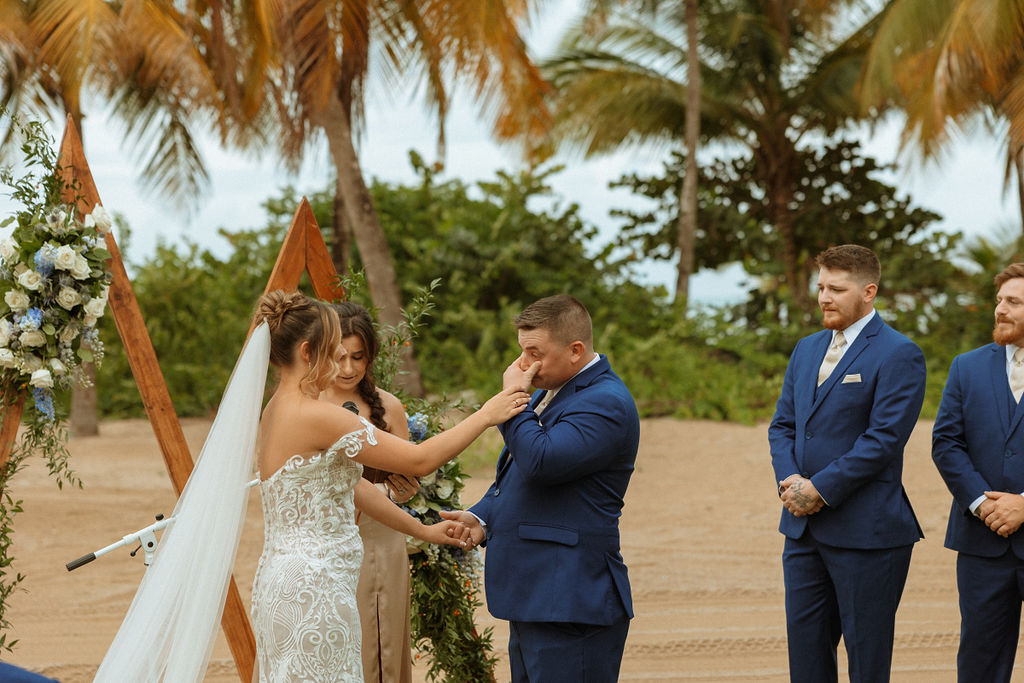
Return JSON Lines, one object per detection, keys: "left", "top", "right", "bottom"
{"left": 768, "top": 313, "right": 925, "bottom": 549}
{"left": 933, "top": 343, "right": 1024, "bottom": 558}
{"left": 469, "top": 355, "right": 639, "bottom": 626}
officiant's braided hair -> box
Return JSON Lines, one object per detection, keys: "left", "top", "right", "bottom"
{"left": 332, "top": 302, "right": 390, "bottom": 432}
{"left": 257, "top": 290, "right": 341, "bottom": 396}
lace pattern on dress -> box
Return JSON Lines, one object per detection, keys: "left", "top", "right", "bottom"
{"left": 251, "top": 417, "right": 377, "bottom": 682}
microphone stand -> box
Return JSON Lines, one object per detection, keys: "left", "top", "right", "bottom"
{"left": 67, "top": 478, "right": 264, "bottom": 572}
{"left": 66, "top": 514, "right": 174, "bottom": 571}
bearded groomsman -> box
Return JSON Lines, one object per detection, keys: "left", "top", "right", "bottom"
{"left": 933, "top": 262, "right": 1024, "bottom": 682}
{"left": 769, "top": 244, "right": 926, "bottom": 683}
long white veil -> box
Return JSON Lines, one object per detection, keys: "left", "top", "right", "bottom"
{"left": 94, "top": 323, "right": 270, "bottom": 682}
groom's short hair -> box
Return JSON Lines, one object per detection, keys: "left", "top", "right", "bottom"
{"left": 514, "top": 295, "right": 593, "bottom": 347}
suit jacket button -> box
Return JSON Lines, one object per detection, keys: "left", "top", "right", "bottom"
{"left": 805, "top": 432, "right": 813, "bottom": 440}
{"left": 1006, "top": 450, "right": 1013, "bottom": 459}
{"left": 801, "top": 472, "right": 809, "bottom": 478}
{"left": 493, "top": 488, "right": 500, "bottom": 496}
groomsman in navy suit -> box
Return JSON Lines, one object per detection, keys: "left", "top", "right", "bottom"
{"left": 769, "top": 244, "right": 926, "bottom": 682}
{"left": 442, "top": 294, "right": 639, "bottom": 682}
{"left": 932, "top": 262, "right": 1024, "bottom": 682}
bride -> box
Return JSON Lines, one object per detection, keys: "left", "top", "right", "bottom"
{"left": 94, "top": 290, "right": 533, "bottom": 682}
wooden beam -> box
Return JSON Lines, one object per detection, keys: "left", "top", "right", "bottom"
{"left": 41, "top": 119, "right": 343, "bottom": 681}
{"left": 57, "top": 115, "right": 258, "bottom": 680}
{"left": 0, "top": 396, "right": 25, "bottom": 474}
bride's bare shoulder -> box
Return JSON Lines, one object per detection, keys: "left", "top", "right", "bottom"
{"left": 262, "top": 395, "right": 364, "bottom": 446}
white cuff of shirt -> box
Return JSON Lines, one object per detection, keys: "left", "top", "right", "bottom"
{"left": 970, "top": 493, "right": 988, "bottom": 516}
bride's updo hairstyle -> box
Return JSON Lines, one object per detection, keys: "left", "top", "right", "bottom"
{"left": 256, "top": 290, "right": 341, "bottom": 395}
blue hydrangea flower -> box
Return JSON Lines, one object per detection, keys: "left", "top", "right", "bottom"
{"left": 33, "top": 387, "right": 55, "bottom": 422}
{"left": 34, "top": 245, "right": 56, "bottom": 277}
{"left": 408, "top": 412, "right": 430, "bottom": 442}
{"left": 20, "top": 307, "right": 43, "bottom": 331}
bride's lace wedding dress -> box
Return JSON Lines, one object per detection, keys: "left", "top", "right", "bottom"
{"left": 251, "top": 417, "right": 377, "bottom": 682}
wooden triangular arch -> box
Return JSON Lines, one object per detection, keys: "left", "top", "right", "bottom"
{"left": 0, "top": 115, "right": 342, "bottom": 680}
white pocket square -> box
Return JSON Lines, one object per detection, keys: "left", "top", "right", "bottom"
{"left": 842, "top": 374, "right": 862, "bottom": 384}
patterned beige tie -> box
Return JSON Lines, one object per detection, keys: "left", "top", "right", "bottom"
{"left": 1011, "top": 348, "right": 1024, "bottom": 403}
{"left": 535, "top": 390, "right": 554, "bottom": 415}
{"left": 817, "top": 331, "right": 847, "bottom": 387}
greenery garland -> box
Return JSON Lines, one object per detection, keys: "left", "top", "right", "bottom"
{"left": 0, "top": 112, "right": 113, "bottom": 651}
{"left": 342, "top": 274, "right": 497, "bottom": 681}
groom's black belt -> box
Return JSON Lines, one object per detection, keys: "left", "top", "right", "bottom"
{"left": 362, "top": 466, "right": 391, "bottom": 484}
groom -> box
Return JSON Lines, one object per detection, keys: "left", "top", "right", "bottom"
{"left": 443, "top": 294, "right": 640, "bottom": 682}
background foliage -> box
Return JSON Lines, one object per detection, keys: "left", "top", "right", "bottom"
{"left": 94, "top": 151, "right": 1018, "bottom": 428}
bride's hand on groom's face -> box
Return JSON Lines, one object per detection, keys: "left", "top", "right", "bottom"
{"left": 503, "top": 356, "right": 540, "bottom": 392}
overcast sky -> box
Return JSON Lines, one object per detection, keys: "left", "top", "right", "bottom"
{"left": 0, "top": 1, "right": 1018, "bottom": 305}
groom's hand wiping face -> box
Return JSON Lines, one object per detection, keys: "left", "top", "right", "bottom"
{"left": 503, "top": 355, "right": 541, "bottom": 392}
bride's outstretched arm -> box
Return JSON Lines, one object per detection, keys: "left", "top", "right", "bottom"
{"left": 353, "top": 479, "right": 470, "bottom": 547}
{"left": 353, "top": 384, "right": 531, "bottom": 475}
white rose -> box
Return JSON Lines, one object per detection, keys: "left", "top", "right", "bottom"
{"left": 49, "top": 358, "right": 67, "bottom": 376}
{"left": 89, "top": 205, "right": 113, "bottom": 234}
{"left": 83, "top": 315, "right": 98, "bottom": 327}
{"left": 435, "top": 479, "right": 454, "bottom": 499}
{"left": 29, "top": 368, "right": 53, "bottom": 389}
{"left": 0, "top": 237, "right": 18, "bottom": 263}
{"left": 4, "top": 290, "right": 30, "bottom": 311}
{"left": 19, "top": 329, "right": 46, "bottom": 347}
{"left": 409, "top": 495, "right": 430, "bottom": 515}
{"left": 70, "top": 254, "right": 91, "bottom": 280}
{"left": 56, "top": 287, "right": 82, "bottom": 310}
{"left": 97, "top": 285, "right": 110, "bottom": 304}
{"left": 84, "top": 297, "right": 107, "bottom": 318}
{"left": 53, "top": 245, "right": 76, "bottom": 271}
{"left": 0, "top": 349, "right": 16, "bottom": 368}
{"left": 418, "top": 472, "right": 437, "bottom": 486}
{"left": 0, "top": 320, "right": 10, "bottom": 347}
{"left": 15, "top": 269, "right": 43, "bottom": 291}
{"left": 58, "top": 325, "right": 79, "bottom": 345}
{"left": 22, "top": 354, "right": 42, "bottom": 372}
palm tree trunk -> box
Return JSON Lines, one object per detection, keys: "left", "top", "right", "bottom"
{"left": 332, "top": 181, "right": 352, "bottom": 275}
{"left": 319, "top": 95, "right": 425, "bottom": 396}
{"left": 675, "top": 0, "right": 700, "bottom": 306}
{"left": 1014, "top": 146, "right": 1024, "bottom": 237}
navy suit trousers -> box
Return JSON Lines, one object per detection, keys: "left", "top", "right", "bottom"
{"left": 508, "top": 618, "right": 629, "bottom": 683}
{"left": 783, "top": 530, "right": 913, "bottom": 683}
{"left": 956, "top": 550, "right": 1024, "bottom": 683}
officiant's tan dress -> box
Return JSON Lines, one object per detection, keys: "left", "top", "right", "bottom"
{"left": 357, "top": 486, "right": 413, "bottom": 683}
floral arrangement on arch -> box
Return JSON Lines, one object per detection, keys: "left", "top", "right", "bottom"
{"left": 0, "top": 112, "right": 113, "bottom": 651}
{"left": 0, "top": 204, "right": 113, "bottom": 419}
{"left": 0, "top": 129, "right": 112, "bottom": 428}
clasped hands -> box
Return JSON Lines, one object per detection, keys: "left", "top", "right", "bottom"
{"left": 976, "top": 491, "right": 1024, "bottom": 538}
{"left": 439, "top": 510, "right": 486, "bottom": 549}
{"left": 778, "top": 474, "right": 825, "bottom": 517}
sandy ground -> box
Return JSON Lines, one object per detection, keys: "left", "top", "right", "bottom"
{"left": 3, "top": 417, "right": 1024, "bottom": 682}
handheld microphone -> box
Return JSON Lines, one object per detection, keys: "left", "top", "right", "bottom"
{"left": 342, "top": 401, "right": 359, "bottom": 414}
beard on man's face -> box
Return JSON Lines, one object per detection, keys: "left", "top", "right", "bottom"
{"left": 993, "top": 315, "right": 1024, "bottom": 346}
